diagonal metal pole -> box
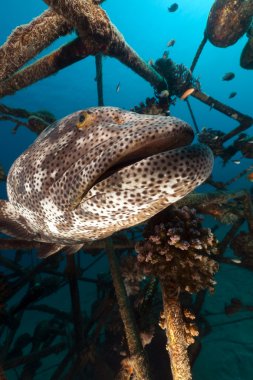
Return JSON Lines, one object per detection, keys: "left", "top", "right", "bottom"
{"left": 106, "top": 238, "right": 152, "bottom": 380}
{"left": 66, "top": 255, "right": 84, "bottom": 353}
{"left": 95, "top": 53, "right": 104, "bottom": 106}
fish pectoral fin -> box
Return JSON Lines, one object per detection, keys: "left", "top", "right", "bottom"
{"left": 37, "top": 243, "right": 65, "bottom": 258}
{"left": 64, "top": 244, "right": 84, "bottom": 255}
{"left": 38, "top": 243, "right": 84, "bottom": 259}
{"left": 0, "top": 200, "right": 36, "bottom": 241}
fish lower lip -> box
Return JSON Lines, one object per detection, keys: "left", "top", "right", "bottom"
{"left": 94, "top": 138, "right": 191, "bottom": 185}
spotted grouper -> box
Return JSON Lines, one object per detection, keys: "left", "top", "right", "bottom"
{"left": 0, "top": 107, "right": 213, "bottom": 257}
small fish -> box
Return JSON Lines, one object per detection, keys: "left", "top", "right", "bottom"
{"left": 209, "top": 103, "right": 214, "bottom": 111}
{"left": 212, "top": 136, "right": 219, "bottom": 140}
{"left": 167, "top": 39, "right": 176, "bottom": 47}
{"left": 237, "top": 137, "right": 246, "bottom": 142}
{"left": 180, "top": 88, "right": 195, "bottom": 100}
{"left": 162, "top": 51, "right": 169, "bottom": 60}
{"left": 228, "top": 92, "right": 237, "bottom": 99}
{"left": 168, "top": 3, "right": 178, "bottom": 12}
{"left": 248, "top": 172, "right": 253, "bottom": 182}
{"left": 116, "top": 82, "right": 120, "bottom": 93}
{"left": 232, "top": 160, "right": 241, "bottom": 165}
{"left": 222, "top": 72, "right": 235, "bottom": 81}
{"left": 231, "top": 259, "right": 241, "bottom": 264}
{"left": 148, "top": 59, "right": 154, "bottom": 66}
{"left": 158, "top": 90, "right": 170, "bottom": 98}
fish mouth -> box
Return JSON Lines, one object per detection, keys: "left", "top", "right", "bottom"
{"left": 93, "top": 128, "right": 194, "bottom": 186}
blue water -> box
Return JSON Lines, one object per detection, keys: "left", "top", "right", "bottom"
{"left": 0, "top": 1, "right": 253, "bottom": 379}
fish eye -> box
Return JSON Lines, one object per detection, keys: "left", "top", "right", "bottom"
{"left": 79, "top": 113, "right": 86, "bottom": 123}
{"left": 76, "top": 111, "right": 94, "bottom": 129}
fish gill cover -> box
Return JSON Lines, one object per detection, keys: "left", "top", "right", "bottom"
{"left": 0, "top": 1, "right": 252, "bottom": 379}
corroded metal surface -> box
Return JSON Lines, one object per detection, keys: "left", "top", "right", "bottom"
{"left": 206, "top": 0, "right": 253, "bottom": 47}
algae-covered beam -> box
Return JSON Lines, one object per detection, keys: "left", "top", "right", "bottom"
{"left": 190, "top": 34, "right": 208, "bottom": 73}
{"left": 192, "top": 90, "right": 253, "bottom": 126}
{"left": 95, "top": 53, "right": 104, "bottom": 106}
{"left": 160, "top": 283, "right": 192, "bottom": 380}
{"left": 66, "top": 255, "right": 84, "bottom": 353}
{"left": 0, "top": 36, "right": 163, "bottom": 98}
{"left": 0, "top": 38, "right": 96, "bottom": 98}
{"left": 0, "top": 238, "right": 42, "bottom": 250}
{"left": 106, "top": 238, "right": 152, "bottom": 380}
{"left": 0, "top": 104, "right": 31, "bottom": 119}
{"left": 224, "top": 164, "right": 253, "bottom": 187}
{"left": 218, "top": 217, "right": 245, "bottom": 255}
{"left": 3, "top": 342, "right": 66, "bottom": 370}
{"left": 0, "top": 0, "right": 250, "bottom": 134}
{"left": 220, "top": 121, "right": 253, "bottom": 143}
{"left": 176, "top": 190, "right": 246, "bottom": 209}
{"left": 27, "top": 304, "right": 72, "bottom": 322}
{"left": 243, "top": 191, "right": 253, "bottom": 234}
{"left": 44, "top": 0, "right": 113, "bottom": 44}
{"left": 0, "top": 116, "right": 29, "bottom": 130}
{"left": 0, "top": 9, "right": 72, "bottom": 82}
{"left": 0, "top": 237, "right": 135, "bottom": 251}
{"left": 0, "top": 0, "right": 165, "bottom": 98}
{"left": 43, "top": 0, "right": 165, "bottom": 90}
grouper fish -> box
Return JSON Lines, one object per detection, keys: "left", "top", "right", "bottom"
{"left": 0, "top": 107, "right": 213, "bottom": 257}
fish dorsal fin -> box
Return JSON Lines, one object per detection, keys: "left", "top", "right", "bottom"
{"left": 0, "top": 200, "right": 36, "bottom": 240}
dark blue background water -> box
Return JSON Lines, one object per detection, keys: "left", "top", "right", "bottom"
{"left": 0, "top": 1, "right": 253, "bottom": 379}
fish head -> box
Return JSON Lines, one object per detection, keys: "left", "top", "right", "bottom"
{"left": 6, "top": 107, "right": 213, "bottom": 243}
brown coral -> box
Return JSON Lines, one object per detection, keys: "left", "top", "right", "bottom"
{"left": 136, "top": 206, "right": 219, "bottom": 294}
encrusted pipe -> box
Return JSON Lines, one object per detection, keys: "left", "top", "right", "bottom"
{"left": 243, "top": 190, "right": 253, "bottom": 233}
{"left": 160, "top": 282, "right": 192, "bottom": 380}
{"left": 66, "top": 255, "right": 84, "bottom": 353}
{"left": 185, "top": 99, "right": 200, "bottom": 133}
{"left": 0, "top": 38, "right": 96, "bottom": 98}
{"left": 224, "top": 165, "right": 253, "bottom": 187}
{"left": 0, "top": 103, "right": 31, "bottom": 118}
{"left": 3, "top": 343, "right": 66, "bottom": 370}
{"left": 192, "top": 90, "right": 253, "bottom": 126}
{"left": 43, "top": 0, "right": 165, "bottom": 90}
{"left": 190, "top": 33, "right": 208, "bottom": 73}
{"left": 176, "top": 190, "right": 245, "bottom": 210}
{"left": 220, "top": 121, "right": 253, "bottom": 143}
{"left": 218, "top": 217, "right": 244, "bottom": 255}
{"left": 106, "top": 238, "right": 152, "bottom": 380}
{"left": 95, "top": 53, "right": 104, "bottom": 106}
{"left": 0, "top": 9, "right": 72, "bottom": 81}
